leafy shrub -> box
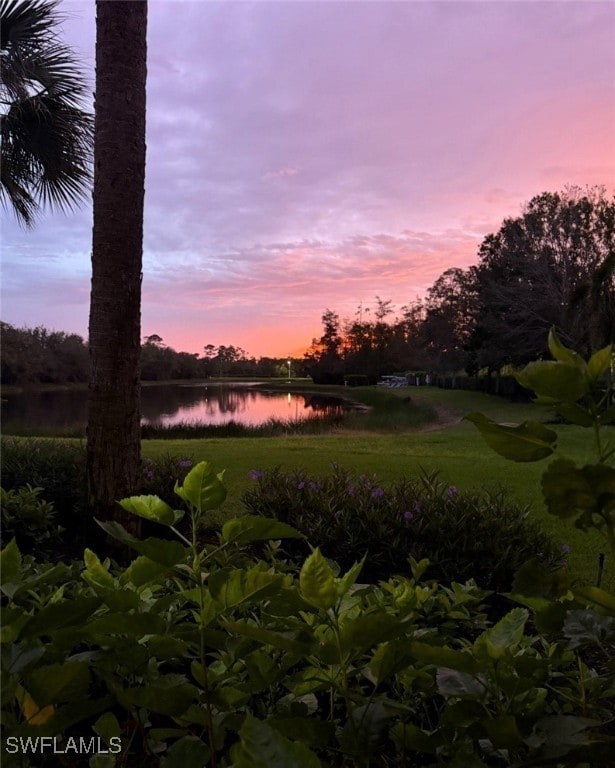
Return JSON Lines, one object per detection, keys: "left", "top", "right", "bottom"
{"left": 1, "top": 438, "right": 88, "bottom": 555}
{"left": 0, "top": 437, "right": 87, "bottom": 516}
{"left": 0, "top": 485, "right": 63, "bottom": 557}
{"left": 242, "top": 465, "right": 563, "bottom": 590}
{"left": 1, "top": 461, "right": 613, "bottom": 768}
{"left": 0, "top": 438, "right": 198, "bottom": 551}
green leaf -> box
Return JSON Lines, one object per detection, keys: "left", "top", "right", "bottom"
{"left": 336, "top": 557, "right": 366, "bottom": 598}
{"left": 408, "top": 641, "right": 477, "bottom": 674}
{"left": 92, "top": 711, "right": 122, "bottom": 742}
{"left": 369, "top": 640, "right": 418, "bottom": 686}
{"left": 244, "top": 650, "right": 278, "bottom": 689}
{"left": 510, "top": 557, "right": 568, "bottom": 600}
{"left": 20, "top": 597, "right": 102, "bottom": 640}
{"left": 552, "top": 403, "right": 594, "bottom": 428}
{"left": 483, "top": 715, "right": 523, "bottom": 749}
{"left": 27, "top": 661, "right": 90, "bottom": 707}
{"left": 526, "top": 715, "right": 601, "bottom": 759}
{"left": 338, "top": 612, "right": 408, "bottom": 657}
{"left": 1, "top": 539, "right": 22, "bottom": 589}
{"left": 338, "top": 699, "right": 392, "bottom": 757}
{"left": 174, "top": 461, "right": 226, "bottom": 512}
{"left": 409, "top": 556, "right": 430, "bottom": 581}
{"left": 3, "top": 562, "right": 69, "bottom": 601}
{"left": 97, "top": 520, "right": 187, "bottom": 566}
{"left": 162, "top": 735, "right": 211, "bottom": 768}
{"left": 224, "top": 620, "right": 316, "bottom": 654}
{"left": 118, "top": 495, "right": 180, "bottom": 526}
{"left": 83, "top": 549, "right": 115, "bottom": 590}
{"left": 541, "top": 459, "right": 591, "bottom": 520}
{"left": 516, "top": 361, "right": 588, "bottom": 402}
{"left": 436, "top": 668, "right": 486, "bottom": 699}
{"left": 233, "top": 715, "right": 322, "bottom": 768}
{"left": 121, "top": 556, "right": 170, "bottom": 587}
{"left": 441, "top": 700, "right": 485, "bottom": 728}
{"left": 267, "top": 716, "right": 334, "bottom": 749}
{"left": 299, "top": 549, "right": 338, "bottom": 610}
{"left": 208, "top": 567, "right": 283, "bottom": 608}
{"left": 572, "top": 586, "right": 615, "bottom": 614}
{"left": 222, "top": 515, "right": 303, "bottom": 545}
{"left": 464, "top": 412, "right": 557, "bottom": 462}
{"left": 482, "top": 608, "right": 528, "bottom": 659}
{"left": 85, "top": 612, "right": 167, "bottom": 637}
{"left": 121, "top": 682, "right": 197, "bottom": 717}
{"left": 586, "top": 344, "right": 612, "bottom": 383}
{"left": 390, "top": 722, "right": 438, "bottom": 754}
{"left": 541, "top": 460, "right": 615, "bottom": 527}
{"left": 548, "top": 328, "right": 586, "bottom": 369}
{"left": 563, "top": 609, "right": 615, "bottom": 648}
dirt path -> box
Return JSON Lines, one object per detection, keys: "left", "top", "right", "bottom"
{"left": 412, "top": 402, "right": 464, "bottom": 432}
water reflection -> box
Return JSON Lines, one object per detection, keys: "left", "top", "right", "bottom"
{"left": 1, "top": 384, "right": 350, "bottom": 434}
{"left": 141, "top": 384, "right": 347, "bottom": 427}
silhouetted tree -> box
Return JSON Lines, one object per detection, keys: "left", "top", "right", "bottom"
{"left": 305, "top": 309, "right": 345, "bottom": 384}
{"left": 473, "top": 187, "right": 615, "bottom": 369}
{"left": 419, "top": 268, "right": 478, "bottom": 373}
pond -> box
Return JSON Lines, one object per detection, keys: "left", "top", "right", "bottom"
{"left": 1, "top": 383, "right": 352, "bottom": 435}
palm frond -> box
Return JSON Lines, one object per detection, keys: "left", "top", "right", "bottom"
{"left": 0, "top": 0, "right": 93, "bottom": 227}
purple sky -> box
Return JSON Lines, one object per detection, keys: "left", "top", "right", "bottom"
{"left": 2, "top": 0, "right": 614, "bottom": 357}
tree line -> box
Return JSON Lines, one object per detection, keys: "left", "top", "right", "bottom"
{"left": 305, "top": 187, "right": 615, "bottom": 384}
{"left": 0, "top": 325, "right": 301, "bottom": 385}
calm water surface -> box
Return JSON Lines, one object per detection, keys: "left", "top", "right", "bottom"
{"left": 1, "top": 383, "right": 349, "bottom": 434}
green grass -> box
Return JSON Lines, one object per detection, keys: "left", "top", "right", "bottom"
{"left": 141, "top": 386, "right": 612, "bottom": 589}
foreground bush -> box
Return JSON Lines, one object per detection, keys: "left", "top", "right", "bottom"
{"left": 1, "top": 460, "right": 614, "bottom": 768}
{"left": 0, "top": 439, "right": 194, "bottom": 555}
{"left": 0, "top": 485, "right": 63, "bottom": 559}
{"left": 242, "top": 465, "right": 563, "bottom": 591}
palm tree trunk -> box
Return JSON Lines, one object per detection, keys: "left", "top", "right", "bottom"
{"left": 87, "top": 0, "right": 147, "bottom": 532}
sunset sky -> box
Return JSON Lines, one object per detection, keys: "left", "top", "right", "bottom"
{"left": 2, "top": 0, "right": 614, "bottom": 358}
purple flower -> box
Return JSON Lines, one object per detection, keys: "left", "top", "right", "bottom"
{"left": 447, "top": 485, "right": 457, "bottom": 497}
{"left": 249, "top": 469, "right": 264, "bottom": 481}
{"left": 414, "top": 501, "right": 422, "bottom": 516}
{"left": 179, "top": 459, "right": 192, "bottom": 468}
{"left": 347, "top": 485, "right": 355, "bottom": 495}
{"left": 143, "top": 469, "right": 154, "bottom": 481}
{"left": 308, "top": 481, "right": 318, "bottom": 491}
{"left": 403, "top": 510, "right": 413, "bottom": 522}
{"left": 371, "top": 487, "right": 384, "bottom": 499}
{"left": 562, "top": 543, "right": 571, "bottom": 554}
{"left": 297, "top": 481, "right": 305, "bottom": 490}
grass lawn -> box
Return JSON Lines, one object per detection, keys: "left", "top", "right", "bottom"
{"left": 142, "top": 386, "right": 612, "bottom": 590}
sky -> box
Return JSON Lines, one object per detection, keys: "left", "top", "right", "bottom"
{"left": 1, "top": 0, "right": 614, "bottom": 358}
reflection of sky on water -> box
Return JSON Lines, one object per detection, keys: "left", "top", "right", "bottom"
{"left": 141, "top": 387, "right": 342, "bottom": 427}
{"left": 1, "top": 385, "right": 348, "bottom": 433}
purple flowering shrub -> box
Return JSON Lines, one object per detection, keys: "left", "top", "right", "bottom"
{"left": 242, "top": 465, "right": 563, "bottom": 590}
{"left": 139, "top": 453, "right": 194, "bottom": 507}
